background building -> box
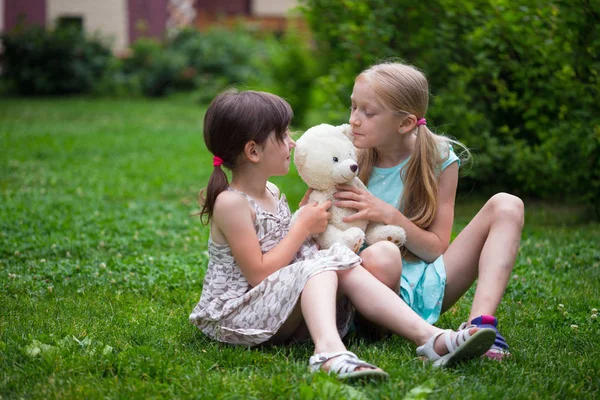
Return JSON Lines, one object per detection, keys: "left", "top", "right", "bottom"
{"left": 0, "top": 0, "right": 301, "bottom": 52}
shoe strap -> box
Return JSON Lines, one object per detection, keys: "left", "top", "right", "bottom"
{"left": 309, "top": 351, "right": 357, "bottom": 372}
{"left": 416, "top": 330, "right": 449, "bottom": 361}
{"left": 328, "top": 353, "right": 378, "bottom": 375}
{"left": 450, "top": 327, "right": 474, "bottom": 353}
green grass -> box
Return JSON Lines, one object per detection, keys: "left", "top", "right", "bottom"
{"left": 1, "top": 96, "right": 599, "bottom": 399}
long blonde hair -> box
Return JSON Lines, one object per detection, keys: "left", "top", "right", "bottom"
{"left": 356, "top": 62, "right": 469, "bottom": 258}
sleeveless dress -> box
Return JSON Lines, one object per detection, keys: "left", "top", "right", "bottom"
{"left": 367, "top": 147, "right": 460, "bottom": 324}
{"left": 189, "top": 187, "right": 362, "bottom": 346}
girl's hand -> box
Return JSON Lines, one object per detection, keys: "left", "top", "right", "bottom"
{"left": 334, "top": 185, "right": 399, "bottom": 224}
{"left": 297, "top": 201, "right": 331, "bottom": 235}
{"left": 299, "top": 188, "right": 314, "bottom": 207}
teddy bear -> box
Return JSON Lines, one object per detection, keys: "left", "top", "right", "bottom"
{"left": 292, "top": 123, "right": 406, "bottom": 253}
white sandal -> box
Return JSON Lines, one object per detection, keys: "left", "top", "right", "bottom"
{"left": 309, "top": 351, "right": 389, "bottom": 380}
{"left": 416, "top": 328, "right": 496, "bottom": 368}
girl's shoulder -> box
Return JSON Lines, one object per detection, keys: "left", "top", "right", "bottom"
{"left": 213, "top": 189, "right": 253, "bottom": 217}
{"left": 441, "top": 145, "right": 460, "bottom": 170}
{"left": 434, "top": 136, "right": 462, "bottom": 170}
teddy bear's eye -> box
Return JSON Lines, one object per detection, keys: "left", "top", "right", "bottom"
{"left": 333, "top": 157, "right": 339, "bottom": 162}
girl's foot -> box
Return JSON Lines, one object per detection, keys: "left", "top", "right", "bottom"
{"left": 459, "top": 315, "right": 511, "bottom": 360}
{"left": 309, "top": 351, "right": 389, "bottom": 380}
{"left": 417, "top": 327, "right": 496, "bottom": 368}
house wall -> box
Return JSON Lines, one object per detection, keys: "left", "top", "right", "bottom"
{"left": 194, "top": 0, "right": 304, "bottom": 33}
{"left": 0, "top": 0, "right": 4, "bottom": 32}
{"left": 47, "top": 0, "right": 128, "bottom": 51}
{"left": 127, "top": 0, "right": 168, "bottom": 44}
{"left": 4, "top": 0, "right": 46, "bottom": 31}
{"left": 252, "top": 0, "right": 299, "bottom": 17}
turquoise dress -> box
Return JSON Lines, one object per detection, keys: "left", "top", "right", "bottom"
{"left": 366, "top": 146, "right": 459, "bottom": 324}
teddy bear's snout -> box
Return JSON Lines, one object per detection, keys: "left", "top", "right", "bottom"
{"left": 350, "top": 164, "right": 358, "bottom": 172}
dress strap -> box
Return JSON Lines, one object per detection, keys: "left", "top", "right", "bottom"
{"left": 265, "top": 181, "right": 280, "bottom": 199}
{"left": 226, "top": 186, "right": 256, "bottom": 206}
{"left": 226, "top": 186, "right": 282, "bottom": 217}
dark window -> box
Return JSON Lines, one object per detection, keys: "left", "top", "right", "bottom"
{"left": 195, "top": 0, "right": 250, "bottom": 14}
{"left": 56, "top": 16, "right": 84, "bottom": 32}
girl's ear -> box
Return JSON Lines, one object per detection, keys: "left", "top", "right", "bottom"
{"left": 398, "top": 115, "right": 417, "bottom": 134}
{"left": 244, "top": 141, "right": 260, "bottom": 163}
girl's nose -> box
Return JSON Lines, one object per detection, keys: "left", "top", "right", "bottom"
{"left": 289, "top": 137, "right": 296, "bottom": 148}
{"left": 349, "top": 111, "right": 360, "bottom": 126}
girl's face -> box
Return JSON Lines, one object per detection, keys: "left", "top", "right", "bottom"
{"left": 349, "top": 76, "right": 405, "bottom": 150}
{"left": 261, "top": 130, "right": 296, "bottom": 176}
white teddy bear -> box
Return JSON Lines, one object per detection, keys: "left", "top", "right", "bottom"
{"left": 292, "top": 123, "right": 406, "bottom": 253}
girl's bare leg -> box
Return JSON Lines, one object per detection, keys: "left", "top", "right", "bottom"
{"left": 299, "top": 270, "right": 383, "bottom": 372}
{"left": 275, "top": 266, "right": 481, "bottom": 364}
{"left": 300, "top": 271, "right": 346, "bottom": 353}
{"left": 441, "top": 193, "right": 524, "bottom": 321}
{"left": 336, "top": 266, "right": 463, "bottom": 355}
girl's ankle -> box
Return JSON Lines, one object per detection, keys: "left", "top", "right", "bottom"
{"left": 313, "top": 341, "right": 346, "bottom": 355}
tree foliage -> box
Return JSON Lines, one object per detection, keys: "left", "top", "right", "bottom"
{"left": 301, "top": 0, "right": 600, "bottom": 211}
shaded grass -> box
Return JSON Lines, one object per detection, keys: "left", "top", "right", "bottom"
{"left": 1, "top": 96, "right": 599, "bottom": 399}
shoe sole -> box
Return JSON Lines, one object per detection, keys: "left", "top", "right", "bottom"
{"left": 338, "top": 369, "right": 390, "bottom": 381}
{"left": 435, "top": 328, "right": 497, "bottom": 368}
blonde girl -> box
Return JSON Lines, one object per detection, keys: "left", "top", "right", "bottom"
{"left": 189, "top": 90, "right": 496, "bottom": 379}
{"left": 335, "top": 62, "right": 524, "bottom": 359}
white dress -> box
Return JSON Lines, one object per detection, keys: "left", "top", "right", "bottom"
{"left": 189, "top": 187, "right": 362, "bottom": 346}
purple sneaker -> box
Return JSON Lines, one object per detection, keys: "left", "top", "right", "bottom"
{"left": 459, "top": 315, "right": 511, "bottom": 360}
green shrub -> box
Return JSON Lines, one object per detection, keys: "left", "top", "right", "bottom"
{"left": 117, "top": 28, "right": 269, "bottom": 99}
{"left": 166, "top": 26, "right": 322, "bottom": 125}
{"left": 301, "top": 0, "right": 600, "bottom": 211}
{"left": 260, "top": 29, "right": 319, "bottom": 126}
{"left": 0, "top": 26, "right": 112, "bottom": 95}
{"left": 118, "top": 38, "right": 187, "bottom": 98}
{"left": 169, "top": 27, "right": 268, "bottom": 87}
{"left": 92, "top": 57, "right": 143, "bottom": 97}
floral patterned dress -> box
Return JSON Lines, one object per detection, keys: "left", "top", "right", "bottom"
{"left": 189, "top": 187, "right": 362, "bottom": 346}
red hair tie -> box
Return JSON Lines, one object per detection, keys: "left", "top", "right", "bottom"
{"left": 213, "top": 156, "right": 223, "bottom": 167}
{"left": 416, "top": 118, "right": 427, "bottom": 127}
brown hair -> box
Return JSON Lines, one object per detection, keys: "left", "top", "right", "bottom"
{"left": 356, "top": 62, "right": 469, "bottom": 259}
{"left": 198, "top": 90, "right": 293, "bottom": 223}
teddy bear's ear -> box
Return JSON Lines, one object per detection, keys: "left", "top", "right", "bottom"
{"left": 294, "top": 147, "right": 307, "bottom": 167}
{"left": 338, "top": 124, "right": 353, "bottom": 141}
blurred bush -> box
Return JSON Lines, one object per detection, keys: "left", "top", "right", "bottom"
{"left": 301, "top": 0, "right": 599, "bottom": 213}
{"left": 260, "top": 28, "right": 319, "bottom": 125}
{"left": 0, "top": 25, "right": 320, "bottom": 120}
{"left": 1, "top": 26, "right": 112, "bottom": 95}
{"left": 171, "top": 27, "right": 267, "bottom": 88}
{"left": 121, "top": 38, "right": 187, "bottom": 97}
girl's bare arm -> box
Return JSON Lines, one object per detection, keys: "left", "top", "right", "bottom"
{"left": 212, "top": 190, "right": 331, "bottom": 286}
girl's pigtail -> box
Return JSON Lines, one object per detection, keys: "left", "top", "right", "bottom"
{"left": 400, "top": 125, "right": 441, "bottom": 260}
{"left": 197, "top": 159, "right": 229, "bottom": 225}
{"left": 398, "top": 125, "right": 439, "bottom": 260}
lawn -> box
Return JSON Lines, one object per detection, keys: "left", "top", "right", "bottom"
{"left": 1, "top": 96, "right": 599, "bottom": 399}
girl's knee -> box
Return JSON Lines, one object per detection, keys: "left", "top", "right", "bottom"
{"left": 489, "top": 193, "right": 524, "bottom": 227}
{"left": 362, "top": 241, "right": 401, "bottom": 269}
{"left": 359, "top": 241, "right": 402, "bottom": 289}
